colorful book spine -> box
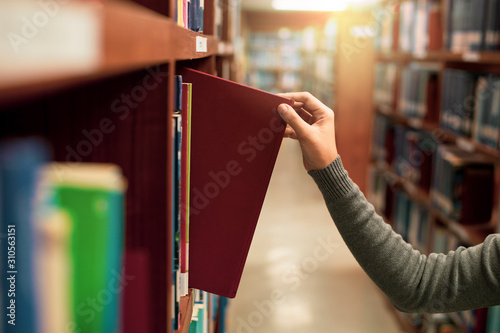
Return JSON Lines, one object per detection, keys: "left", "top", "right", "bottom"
{"left": 0, "top": 138, "right": 49, "bottom": 333}
{"left": 398, "top": 63, "right": 439, "bottom": 123}
{"left": 180, "top": 82, "right": 193, "bottom": 297}
{"left": 173, "top": 75, "right": 183, "bottom": 329}
{"left": 172, "top": 113, "right": 182, "bottom": 330}
{"left": 441, "top": 69, "right": 478, "bottom": 137}
{"left": 40, "top": 163, "right": 126, "bottom": 333}
{"left": 486, "top": 305, "right": 500, "bottom": 333}
{"left": 373, "top": 62, "right": 398, "bottom": 111}
{"left": 447, "top": 0, "right": 498, "bottom": 51}
{"left": 485, "top": 0, "right": 500, "bottom": 50}
{"left": 430, "top": 145, "right": 494, "bottom": 224}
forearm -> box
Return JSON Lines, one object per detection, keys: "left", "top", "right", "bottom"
{"left": 309, "top": 156, "right": 500, "bottom": 313}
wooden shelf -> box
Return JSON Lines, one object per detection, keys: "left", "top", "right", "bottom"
{"left": 176, "top": 289, "right": 195, "bottom": 333}
{"left": 377, "top": 51, "right": 500, "bottom": 64}
{"left": 0, "top": 0, "right": 231, "bottom": 107}
{"left": 375, "top": 106, "right": 500, "bottom": 161}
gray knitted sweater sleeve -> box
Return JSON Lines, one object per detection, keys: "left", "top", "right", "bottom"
{"left": 309, "top": 156, "right": 500, "bottom": 313}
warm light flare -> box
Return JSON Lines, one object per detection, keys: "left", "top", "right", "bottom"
{"left": 271, "top": 0, "right": 348, "bottom": 11}
{"left": 271, "top": 0, "right": 380, "bottom": 11}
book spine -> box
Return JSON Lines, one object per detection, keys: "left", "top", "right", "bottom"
{"left": 0, "top": 139, "right": 49, "bottom": 333}
{"left": 486, "top": 305, "right": 500, "bottom": 332}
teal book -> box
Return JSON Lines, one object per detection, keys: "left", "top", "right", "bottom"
{"left": 487, "top": 305, "right": 500, "bottom": 333}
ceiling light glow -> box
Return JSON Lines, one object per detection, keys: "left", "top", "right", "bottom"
{"left": 271, "top": 0, "right": 348, "bottom": 11}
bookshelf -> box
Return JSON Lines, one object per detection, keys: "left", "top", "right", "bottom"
{"left": 242, "top": 11, "right": 338, "bottom": 109}
{"left": 370, "top": 1, "right": 500, "bottom": 332}
{"left": 0, "top": 0, "right": 240, "bottom": 332}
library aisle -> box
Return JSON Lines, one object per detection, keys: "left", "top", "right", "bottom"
{"left": 227, "top": 139, "right": 402, "bottom": 333}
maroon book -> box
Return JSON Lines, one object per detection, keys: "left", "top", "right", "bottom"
{"left": 179, "top": 68, "right": 293, "bottom": 298}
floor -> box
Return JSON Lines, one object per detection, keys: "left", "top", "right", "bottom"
{"left": 227, "top": 139, "right": 402, "bottom": 333}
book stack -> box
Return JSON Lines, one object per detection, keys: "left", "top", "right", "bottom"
{"left": 399, "top": 0, "right": 442, "bottom": 54}
{"left": 430, "top": 145, "right": 494, "bottom": 224}
{"left": 372, "top": 114, "right": 396, "bottom": 165}
{"left": 189, "top": 290, "right": 207, "bottom": 333}
{"left": 472, "top": 75, "right": 500, "bottom": 150}
{"left": 373, "top": 62, "right": 398, "bottom": 112}
{"left": 445, "top": 0, "right": 500, "bottom": 52}
{"left": 176, "top": 0, "right": 204, "bottom": 32}
{"left": 172, "top": 75, "right": 194, "bottom": 330}
{"left": 373, "top": 3, "right": 399, "bottom": 53}
{"left": 0, "top": 138, "right": 126, "bottom": 333}
{"left": 441, "top": 69, "right": 479, "bottom": 137}
{"left": 398, "top": 63, "right": 439, "bottom": 124}
{"left": 432, "top": 222, "right": 465, "bottom": 254}
{"left": 393, "top": 127, "right": 435, "bottom": 192}
{"left": 368, "top": 167, "right": 389, "bottom": 215}
{"left": 368, "top": 167, "right": 396, "bottom": 222}
{"left": 393, "top": 190, "right": 430, "bottom": 250}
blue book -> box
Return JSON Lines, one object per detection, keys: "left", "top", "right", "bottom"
{"left": 469, "top": 0, "right": 489, "bottom": 50}
{"left": 175, "top": 75, "right": 183, "bottom": 112}
{"left": 0, "top": 138, "right": 49, "bottom": 333}
{"left": 486, "top": 0, "right": 500, "bottom": 50}
{"left": 172, "top": 114, "right": 182, "bottom": 330}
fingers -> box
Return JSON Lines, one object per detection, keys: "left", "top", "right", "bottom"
{"left": 277, "top": 103, "right": 309, "bottom": 138}
{"left": 277, "top": 92, "right": 330, "bottom": 116}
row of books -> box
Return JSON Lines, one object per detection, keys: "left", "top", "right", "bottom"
{"left": 172, "top": 75, "right": 230, "bottom": 333}
{"left": 373, "top": 62, "right": 398, "bottom": 111}
{"left": 473, "top": 75, "right": 500, "bottom": 150}
{"left": 372, "top": 114, "right": 497, "bottom": 226}
{"left": 374, "top": 64, "right": 500, "bottom": 152}
{"left": 374, "top": 0, "right": 442, "bottom": 54}
{"left": 247, "top": 50, "right": 303, "bottom": 71}
{"left": 175, "top": 0, "right": 204, "bottom": 33}
{"left": 245, "top": 23, "right": 336, "bottom": 107}
{"left": 172, "top": 75, "right": 192, "bottom": 330}
{"left": 442, "top": 70, "right": 500, "bottom": 150}
{"left": 374, "top": 62, "right": 439, "bottom": 125}
{"left": 399, "top": 0, "right": 443, "bottom": 54}
{"left": 398, "top": 63, "right": 439, "bottom": 124}
{"left": 445, "top": 0, "right": 500, "bottom": 52}
{"left": 375, "top": 0, "right": 500, "bottom": 54}
{"left": 189, "top": 291, "right": 230, "bottom": 333}
{"left": 372, "top": 117, "right": 436, "bottom": 193}
{"left": 393, "top": 126, "right": 435, "bottom": 192}
{"left": 0, "top": 139, "right": 125, "bottom": 333}
{"left": 372, "top": 114, "right": 396, "bottom": 165}
{"left": 431, "top": 144, "right": 494, "bottom": 224}
{"left": 393, "top": 190, "right": 431, "bottom": 251}
{"left": 368, "top": 163, "right": 500, "bottom": 333}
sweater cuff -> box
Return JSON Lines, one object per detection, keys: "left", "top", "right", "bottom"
{"left": 308, "top": 156, "right": 356, "bottom": 200}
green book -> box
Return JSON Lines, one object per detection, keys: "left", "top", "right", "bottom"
{"left": 41, "top": 163, "right": 126, "bottom": 333}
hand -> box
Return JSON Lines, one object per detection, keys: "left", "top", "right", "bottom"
{"left": 277, "top": 92, "right": 338, "bottom": 172}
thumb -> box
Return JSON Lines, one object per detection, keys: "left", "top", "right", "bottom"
{"left": 277, "top": 103, "right": 308, "bottom": 137}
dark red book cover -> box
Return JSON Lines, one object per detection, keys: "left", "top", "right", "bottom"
{"left": 123, "top": 250, "right": 151, "bottom": 333}
{"left": 178, "top": 68, "right": 294, "bottom": 298}
{"left": 180, "top": 82, "right": 190, "bottom": 292}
